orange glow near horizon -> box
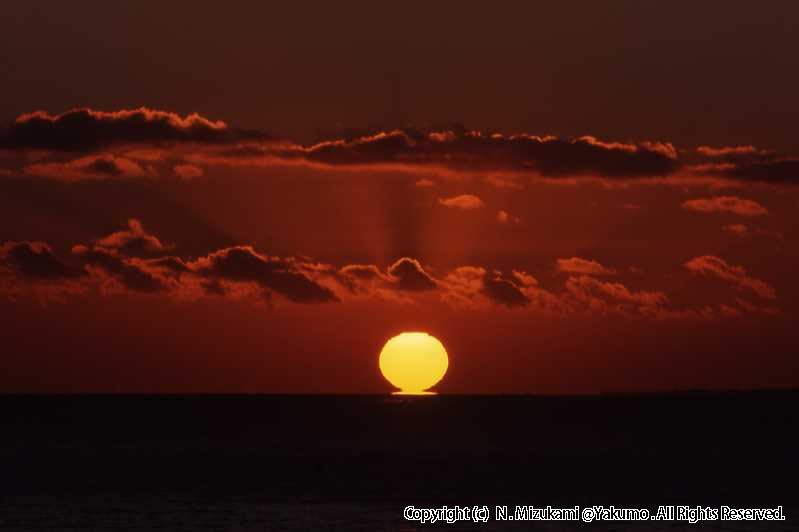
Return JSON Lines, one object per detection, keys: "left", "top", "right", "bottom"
{"left": 379, "top": 332, "right": 448, "bottom": 394}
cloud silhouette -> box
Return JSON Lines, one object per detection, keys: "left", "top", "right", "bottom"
{"left": 6, "top": 107, "right": 799, "bottom": 184}
{"left": 0, "top": 241, "right": 78, "bottom": 280}
{"left": 277, "top": 129, "right": 680, "bottom": 178}
{"left": 691, "top": 146, "right": 799, "bottom": 184}
{"left": 73, "top": 247, "right": 167, "bottom": 293}
{"left": 94, "top": 219, "right": 170, "bottom": 257}
{"left": 0, "top": 216, "right": 784, "bottom": 319}
{"left": 387, "top": 258, "right": 437, "bottom": 291}
{"left": 189, "top": 246, "right": 338, "bottom": 303}
{"left": 337, "top": 264, "right": 389, "bottom": 294}
{"left": 723, "top": 159, "right": 799, "bottom": 183}
{"left": 482, "top": 273, "right": 530, "bottom": 307}
{"left": 682, "top": 196, "right": 768, "bottom": 217}
{"left": 1, "top": 108, "right": 271, "bottom": 151}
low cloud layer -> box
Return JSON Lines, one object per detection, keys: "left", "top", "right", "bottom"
{"left": 1, "top": 219, "right": 782, "bottom": 320}
{"left": 3, "top": 107, "right": 799, "bottom": 184}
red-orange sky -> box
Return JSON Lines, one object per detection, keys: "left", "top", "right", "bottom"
{"left": 2, "top": 2, "right": 798, "bottom": 393}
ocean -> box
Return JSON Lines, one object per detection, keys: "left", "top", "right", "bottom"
{"left": 1, "top": 392, "right": 797, "bottom": 530}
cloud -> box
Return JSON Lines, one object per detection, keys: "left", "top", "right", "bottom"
{"left": 94, "top": 219, "right": 170, "bottom": 256}
{"left": 196, "top": 126, "right": 799, "bottom": 185}
{"left": 1, "top": 108, "right": 270, "bottom": 151}
{"left": 496, "top": 210, "right": 520, "bottom": 224}
{"left": 720, "top": 224, "right": 781, "bottom": 240}
{"left": 722, "top": 224, "right": 749, "bottom": 237}
{"left": 386, "top": 258, "right": 437, "bottom": 291}
{"left": 339, "top": 264, "right": 385, "bottom": 281}
{"left": 173, "top": 164, "right": 204, "bottom": 180}
{"left": 146, "top": 256, "right": 192, "bottom": 274}
{"left": 565, "top": 275, "right": 668, "bottom": 306}
{"left": 484, "top": 174, "right": 523, "bottom": 189}
{"left": 0, "top": 219, "right": 782, "bottom": 319}
{"left": 440, "top": 266, "right": 576, "bottom": 312}
{"left": 684, "top": 255, "right": 776, "bottom": 300}
{"left": 74, "top": 247, "right": 167, "bottom": 293}
{"left": 438, "top": 194, "right": 484, "bottom": 209}
{"left": 2, "top": 221, "right": 337, "bottom": 304}
{"left": 697, "top": 146, "right": 754, "bottom": 157}
{"left": 8, "top": 107, "right": 799, "bottom": 184}
{"left": 690, "top": 145, "right": 799, "bottom": 183}
{"left": 441, "top": 266, "right": 534, "bottom": 309}
{"left": 188, "top": 246, "right": 338, "bottom": 303}
{"left": 1, "top": 240, "right": 773, "bottom": 320}
{"left": 555, "top": 257, "right": 616, "bottom": 276}
{"left": 682, "top": 196, "right": 768, "bottom": 217}
{"left": 718, "top": 304, "right": 743, "bottom": 318}
{"left": 482, "top": 272, "right": 530, "bottom": 307}
{"left": 734, "top": 297, "right": 780, "bottom": 316}
{"left": 564, "top": 275, "right": 672, "bottom": 318}
{"left": 415, "top": 178, "right": 435, "bottom": 187}
{"left": 337, "top": 264, "right": 390, "bottom": 294}
{"left": 696, "top": 145, "right": 766, "bottom": 159}
{"left": 723, "top": 158, "right": 799, "bottom": 183}
{"left": 24, "top": 154, "right": 152, "bottom": 181}
{"left": 0, "top": 241, "right": 78, "bottom": 280}
{"left": 201, "top": 278, "right": 227, "bottom": 296}
{"left": 17, "top": 220, "right": 338, "bottom": 303}
{"left": 281, "top": 129, "right": 680, "bottom": 179}
{"left": 440, "top": 266, "right": 486, "bottom": 306}
{"left": 512, "top": 270, "right": 537, "bottom": 286}
{"left": 437, "top": 265, "right": 684, "bottom": 318}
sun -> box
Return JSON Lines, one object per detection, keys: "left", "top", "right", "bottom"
{"left": 379, "top": 332, "right": 448, "bottom": 394}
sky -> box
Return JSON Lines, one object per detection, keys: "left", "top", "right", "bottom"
{"left": 1, "top": 2, "right": 798, "bottom": 393}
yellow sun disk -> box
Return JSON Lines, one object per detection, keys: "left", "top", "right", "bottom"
{"left": 379, "top": 332, "right": 448, "bottom": 393}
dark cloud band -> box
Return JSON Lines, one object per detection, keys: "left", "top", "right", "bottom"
{"left": 3, "top": 107, "right": 798, "bottom": 184}
{"left": 1, "top": 108, "right": 271, "bottom": 151}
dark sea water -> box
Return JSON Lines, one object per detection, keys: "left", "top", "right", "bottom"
{"left": 1, "top": 392, "right": 797, "bottom": 531}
